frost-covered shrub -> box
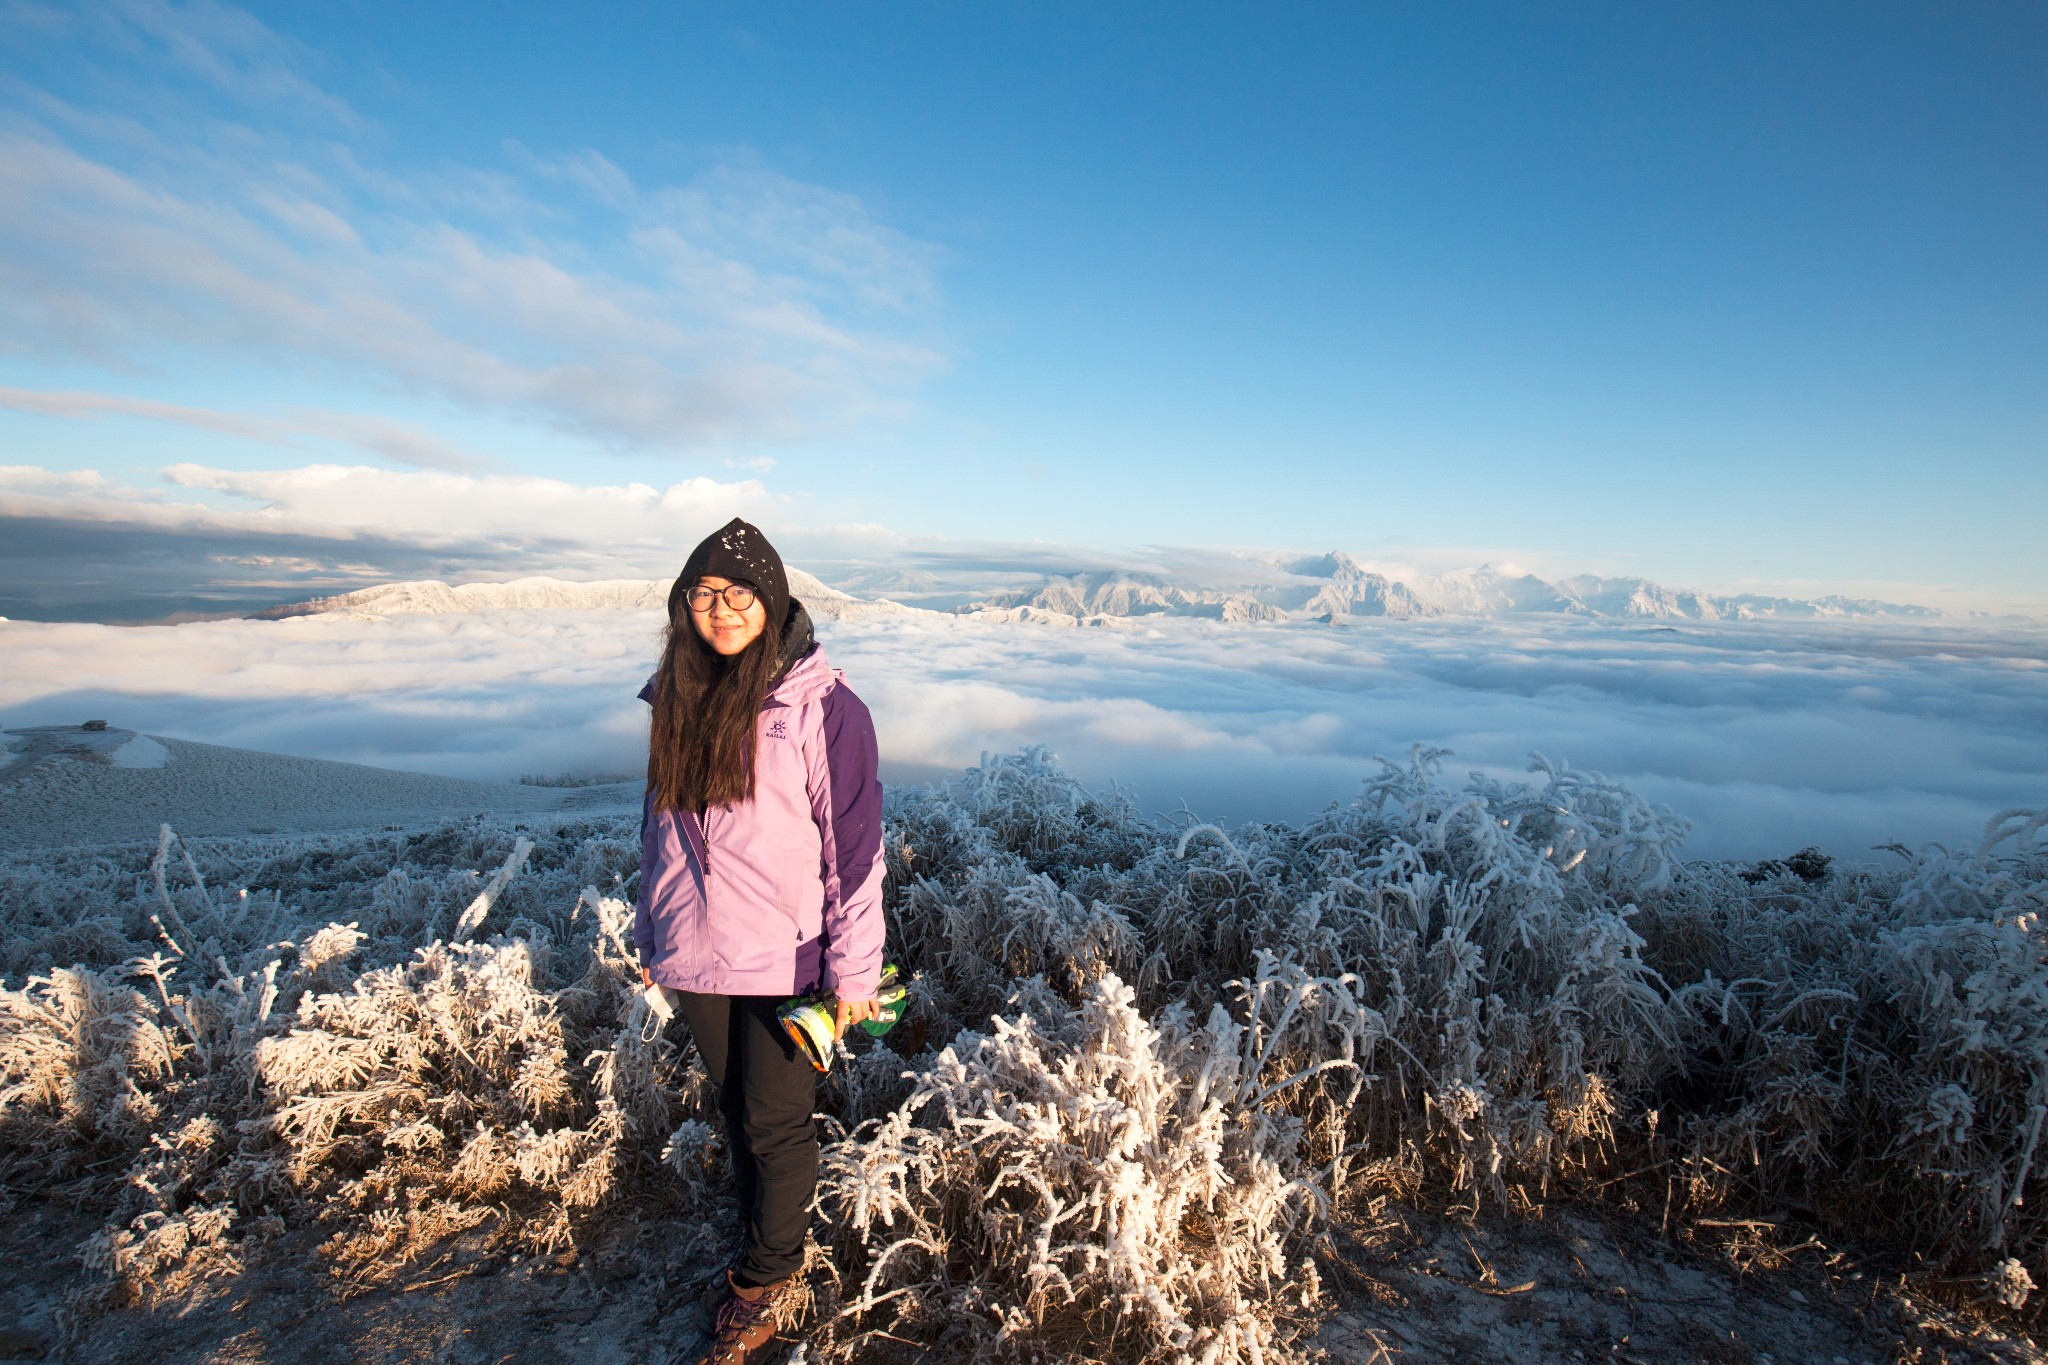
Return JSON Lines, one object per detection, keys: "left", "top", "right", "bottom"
{"left": 4, "top": 750, "right": 2046, "bottom": 1350}
{"left": 258, "top": 929, "right": 664, "bottom": 1273}
{"left": 1647, "top": 807, "right": 2048, "bottom": 1275}
{"left": 811, "top": 961, "right": 1360, "bottom": 1364}
{"left": 942, "top": 745, "right": 1152, "bottom": 877}
{"left": 0, "top": 818, "right": 640, "bottom": 982}
{"left": 1296, "top": 749, "right": 1680, "bottom": 1203}
{"left": 875, "top": 745, "right": 2048, "bottom": 1294}
{"left": 0, "top": 966, "right": 177, "bottom": 1187}
{"left": 1049, "top": 747, "right": 1682, "bottom": 1208}
{"left": 892, "top": 854, "right": 1141, "bottom": 1044}
{"left": 0, "top": 817, "right": 701, "bottom": 1301}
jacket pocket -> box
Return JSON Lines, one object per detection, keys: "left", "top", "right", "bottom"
{"left": 773, "top": 850, "right": 826, "bottom": 943}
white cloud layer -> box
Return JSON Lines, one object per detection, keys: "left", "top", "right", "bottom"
{"left": 0, "top": 3, "right": 946, "bottom": 450}
{"left": 159, "top": 464, "right": 771, "bottom": 549}
{"left": 2, "top": 609, "right": 2040, "bottom": 862}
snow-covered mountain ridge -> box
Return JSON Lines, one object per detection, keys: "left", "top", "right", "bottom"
{"left": 253, "top": 553, "right": 1955, "bottom": 626}
{"left": 959, "top": 552, "right": 1948, "bottom": 624}
{"left": 257, "top": 569, "right": 911, "bottom": 622}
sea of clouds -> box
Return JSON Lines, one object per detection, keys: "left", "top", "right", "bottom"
{"left": 3, "top": 607, "right": 2042, "bottom": 862}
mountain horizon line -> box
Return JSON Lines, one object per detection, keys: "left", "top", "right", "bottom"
{"left": 251, "top": 551, "right": 2014, "bottom": 626}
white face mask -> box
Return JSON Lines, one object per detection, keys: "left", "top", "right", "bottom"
{"left": 640, "top": 981, "right": 682, "bottom": 1040}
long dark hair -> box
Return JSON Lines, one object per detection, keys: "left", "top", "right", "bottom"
{"left": 647, "top": 589, "right": 781, "bottom": 813}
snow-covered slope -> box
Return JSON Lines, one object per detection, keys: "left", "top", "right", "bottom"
{"left": 259, "top": 577, "right": 670, "bottom": 617}
{"left": 1419, "top": 564, "right": 1591, "bottom": 616}
{"left": 1284, "top": 553, "right": 1442, "bottom": 619}
{"left": 0, "top": 731, "right": 626, "bottom": 846}
{"left": 258, "top": 569, "right": 916, "bottom": 622}
{"left": 968, "top": 573, "right": 1282, "bottom": 625}
{"left": 1555, "top": 575, "right": 1946, "bottom": 622}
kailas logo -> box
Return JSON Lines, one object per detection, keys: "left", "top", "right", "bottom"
{"left": 766, "top": 718, "right": 789, "bottom": 740}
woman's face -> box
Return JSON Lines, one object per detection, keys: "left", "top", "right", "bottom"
{"left": 689, "top": 574, "right": 770, "bottom": 656}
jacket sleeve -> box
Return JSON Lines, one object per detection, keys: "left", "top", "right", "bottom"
{"left": 633, "top": 674, "right": 656, "bottom": 965}
{"left": 807, "top": 681, "right": 886, "bottom": 999}
{"left": 632, "top": 790, "right": 657, "bottom": 966}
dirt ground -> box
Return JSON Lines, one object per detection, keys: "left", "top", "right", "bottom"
{"left": 3, "top": 1195, "right": 2039, "bottom": 1365}
{"left": 1309, "top": 1202, "right": 2041, "bottom": 1365}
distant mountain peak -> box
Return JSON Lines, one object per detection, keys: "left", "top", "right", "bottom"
{"left": 1284, "top": 550, "right": 1368, "bottom": 581}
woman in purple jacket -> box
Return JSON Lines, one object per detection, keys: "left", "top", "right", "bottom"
{"left": 634, "top": 518, "right": 886, "bottom": 1365}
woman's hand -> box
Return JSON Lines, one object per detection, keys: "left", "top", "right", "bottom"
{"left": 834, "top": 995, "right": 880, "bottom": 1040}
{"left": 641, "top": 966, "right": 653, "bottom": 988}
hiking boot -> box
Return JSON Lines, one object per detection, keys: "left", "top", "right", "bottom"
{"left": 690, "top": 1271, "right": 789, "bottom": 1365}
{"left": 697, "top": 1231, "right": 750, "bottom": 1317}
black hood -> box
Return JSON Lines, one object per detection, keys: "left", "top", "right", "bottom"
{"left": 771, "top": 601, "right": 816, "bottom": 686}
{"left": 672, "top": 517, "right": 790, "bottom": 634}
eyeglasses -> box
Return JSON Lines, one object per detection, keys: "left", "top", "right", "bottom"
{"left": 684, "top": 583, "right": 757, "bottom": 612}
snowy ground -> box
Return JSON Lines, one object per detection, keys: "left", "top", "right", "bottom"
{"left": 1, "top": 609, "right": 2043, "bottom": 860}
{"left": 0, "top": 726, "right": 639, "bottom": 848}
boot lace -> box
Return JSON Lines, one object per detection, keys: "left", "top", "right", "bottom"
{"left": 710, "top": 1280, "right": 782, "bottom": 1345}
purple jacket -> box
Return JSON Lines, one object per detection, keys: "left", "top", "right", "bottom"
{"left": 633, "top": 643, "right": 887, "bottom": 1000}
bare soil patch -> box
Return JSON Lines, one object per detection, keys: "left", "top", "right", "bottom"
{"left": 5, "top": 1195, "right": 2038, "bottom": 1365}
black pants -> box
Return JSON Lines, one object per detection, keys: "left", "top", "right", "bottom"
{"left": 674, "top": 991, "right": 817, "bottom": 1286}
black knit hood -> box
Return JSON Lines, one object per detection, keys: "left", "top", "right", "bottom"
{"left": 671, "top": 517, "right": 790, "bottom": 633}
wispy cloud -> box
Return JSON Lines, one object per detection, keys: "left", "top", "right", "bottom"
{"left": 161, "top": 463, "right": 772, "bottom": 550}
{"left": 0, "top": 462, "right": 767, "bottom": 554}
{"left": 0, "top": 386, "right": 484, "bottom": 470}
{"left": 88, "top": 0, "right": 361, "bottom": 124}
{"left": 0, "top": 2, "right": 948, "bottom": 451}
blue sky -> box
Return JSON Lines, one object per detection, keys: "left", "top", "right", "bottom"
{"left": 1, "top": 0, "right": 2043, "bottom": 612}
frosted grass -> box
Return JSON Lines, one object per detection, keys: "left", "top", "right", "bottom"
{"left": 3, "top": 749, "right": 2044, "bottom": 1360}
